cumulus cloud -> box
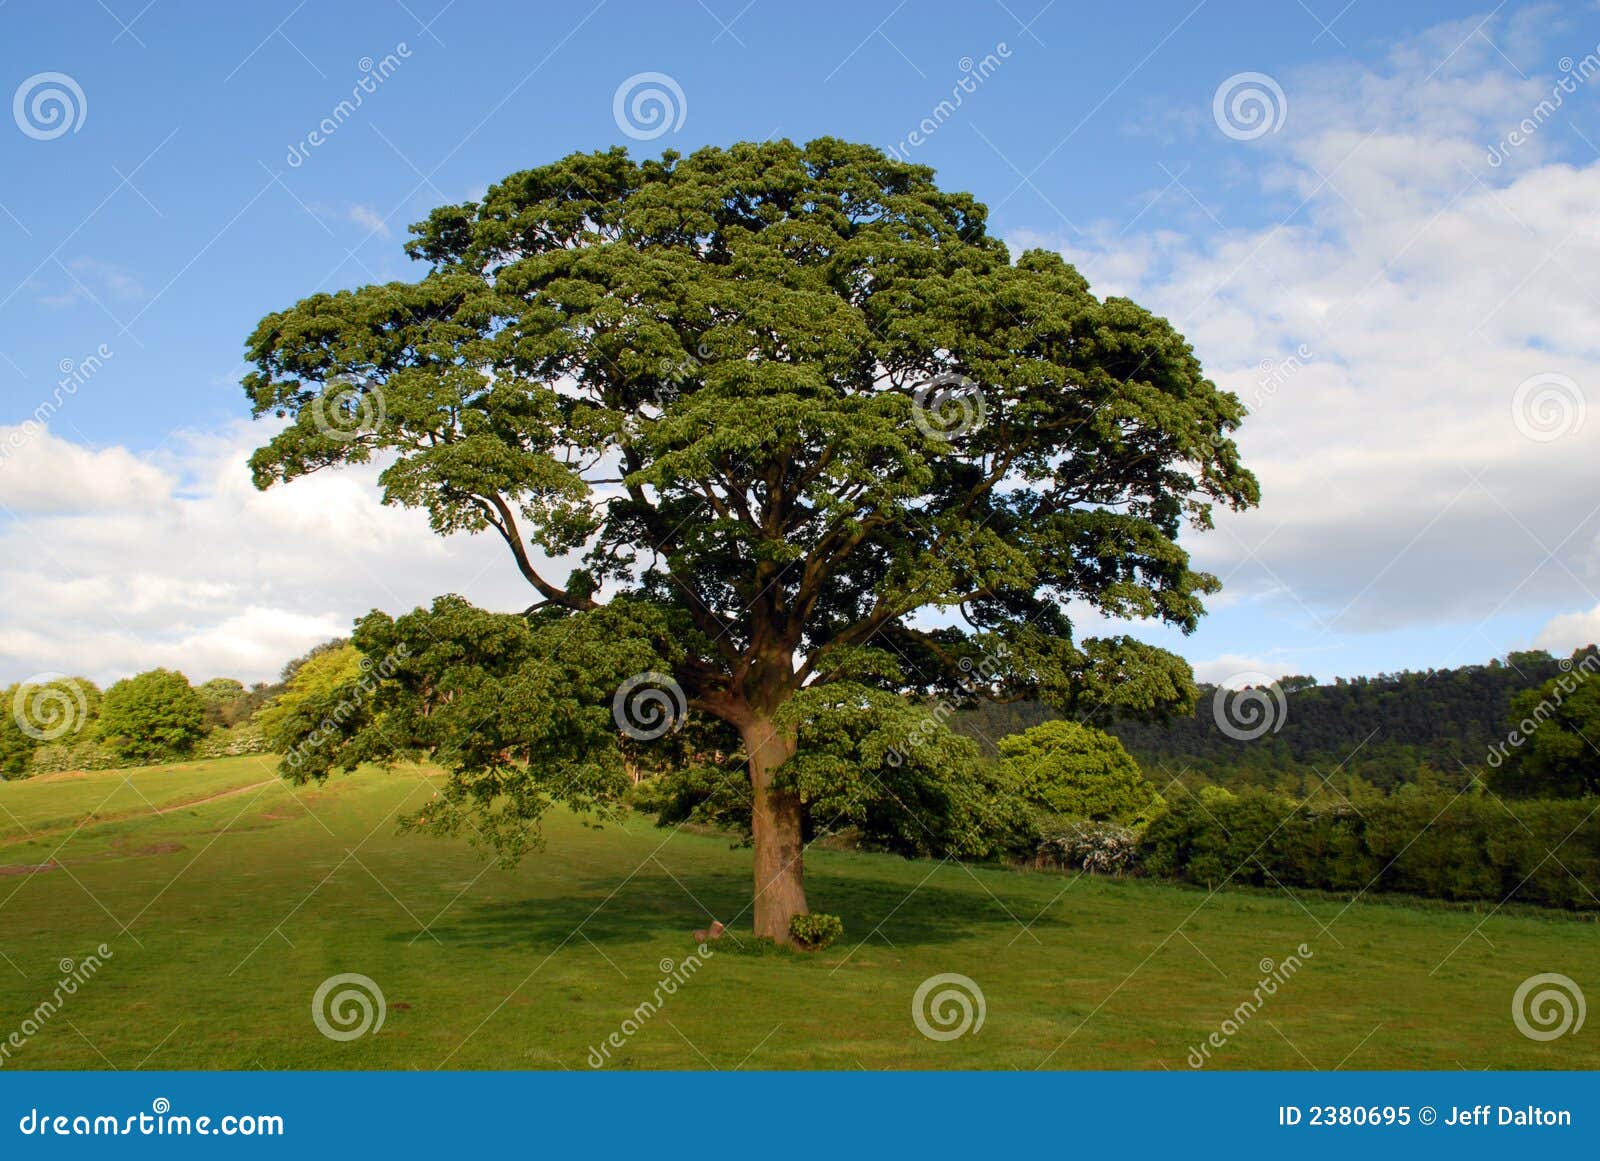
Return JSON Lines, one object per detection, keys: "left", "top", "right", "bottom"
{"left": 1035, "top": 17, "right": 1600, "bottom": 658}
{"left": 1536, "top": 603, "right": 1600, "bottom": 654}
{"left": 6, "top": 13, "right": 1600, "bottom": 689}
{"left": 0, "top": 424, "right": 538, "bottom": 686}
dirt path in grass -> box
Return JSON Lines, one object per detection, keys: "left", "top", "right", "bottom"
{"left": 0, "top": 777, "right": 281, "bottom": 859}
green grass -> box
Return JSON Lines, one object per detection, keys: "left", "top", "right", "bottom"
{"left": 0, "top": 757, "right": 1596, "bottom": 1070}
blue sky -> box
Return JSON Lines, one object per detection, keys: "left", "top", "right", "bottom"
{"left": 3, "top": 1, "right": 1600, "bottom": 685}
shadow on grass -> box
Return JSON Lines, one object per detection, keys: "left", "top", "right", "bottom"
{"left": 410, "top": 865, "right": 1072, "bottom": 952}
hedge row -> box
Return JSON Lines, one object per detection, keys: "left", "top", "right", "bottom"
{"left": 21, "top": 724, "right": 268, "bottom": 777}
{"left": 1141, "top": 789, "right": 1600, "bottom": 910}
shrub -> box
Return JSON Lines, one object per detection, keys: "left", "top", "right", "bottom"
{"left": 788, "top": 912, "right": 844, "bottom": 951}
{"left": 1034, "top": 820, "right": 1140, "bottom": 875}
{"left": 26, "top": 738, "right": 120, "bottom": 775}
{"left": 196, "top": 723, "right": 270, "bottom": 758}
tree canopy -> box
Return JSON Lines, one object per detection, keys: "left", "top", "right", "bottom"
{"left": 96, "top": 669, "right": 208, "bottom": 764}
{"left": 1492, "top": 655, "right": 1600, "bottom": 798}
{"left": 999, "top": 719, "right": 1160, "bottom": 823}
{"left": 243, "top": 138, "right": 1257, "bottom": 939}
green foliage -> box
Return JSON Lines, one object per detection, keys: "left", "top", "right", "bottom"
{"left": 196, "top": 723, "right": 270, "bottom": 759}
{"left": 260, "top": 595, "right": 703, "bottom": 864}
{"left": 789, "top": 912, "right": 844, "bottom": 950}
{"left": 958, "top": 647, "right": 1598, "bottom": 794}
{"left": 195, "top": 677, "right": 251, "bottom": 728}
{"left": 242, "top": 138, "right": 1257, "bottom": 893}
{"left": 1, "top": 677, "right": 102, "bottom": 778}
{"left": 1491, "top": 656, "right": 1600, "bottom": 798}
{"left": 255, "top": 644, "right": 365, "bottom": 760}
{"left": 777, "top": 683, "right": 1032, "bottom": 858}
{"left": 633, "top": 684, "right": 1035, "bottom": 859}
{"left": 999, "top": 719, "right": 1159, "bottom": 823}
{"left": 196, "top": 677, "right": 245, "bottom": 706}
{"left": 94, "top": 670, "right": 207, "bottom": 764}
{"left": 25, "top": 738, "right": 120, "bottom": 775}
{"left": 1142, "top": 787, "right": 1600, "bottom": 908}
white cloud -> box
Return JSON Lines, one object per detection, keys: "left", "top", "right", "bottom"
{"left": 36, "top": 258, "right": 146, "bottom": 309}
{"left": 1536, "top": 603, "right": 1600, "bottom": 654}
{"left": 1036, "top": 19, "right": 1600, "bottom": 651}
{"left": 0, "top": 424, "right": 543, "bottom": 686}
{"left": 1191, "top": 655, "right": 1284, "bottom": 687}
{"left": 346, "top": 204, "right": 391, "bottom": 237}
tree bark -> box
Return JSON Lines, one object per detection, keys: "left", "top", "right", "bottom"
{"left": 741, "top": 713, "right": 807, "bottom": 943}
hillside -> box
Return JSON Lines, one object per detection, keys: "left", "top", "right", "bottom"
{"left": 955, "top": 648, "right": 1596, "bottom": 790}
{"left": 1, "top": 757, "right": 1595, "bottom": 1069}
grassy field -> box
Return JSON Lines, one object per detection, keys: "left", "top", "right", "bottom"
{"left": 0, "top": 756, "right": 1595, "bottom": 1070}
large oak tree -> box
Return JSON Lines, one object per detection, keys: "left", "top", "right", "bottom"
{"left": 244, "top": 139, "right": 1257, "bottom": 941}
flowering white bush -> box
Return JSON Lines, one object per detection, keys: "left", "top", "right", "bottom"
{"left": 1035, "top": 821, "right": 1140, "bottom": 875}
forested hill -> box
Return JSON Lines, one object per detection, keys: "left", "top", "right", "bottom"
{"left": 953, "top": 649, "right": 1596, "bottom": 790}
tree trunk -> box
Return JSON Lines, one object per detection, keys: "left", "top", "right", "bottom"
{"left": 741, "top": 714, "right": 807, "bottom": 943}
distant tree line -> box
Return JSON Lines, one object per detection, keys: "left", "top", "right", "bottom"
{"left": 953, "top": 648, "right": 1597, "bottom": 797}
{"left": 0, "top": 641, "right": 347, "bottom": 778}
